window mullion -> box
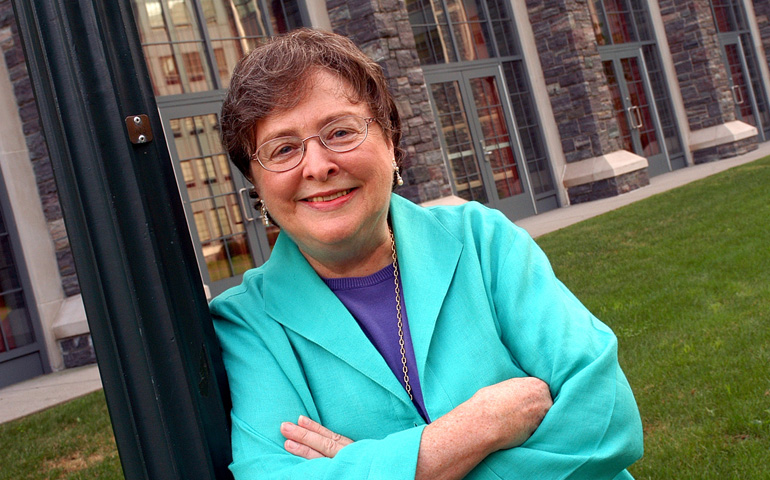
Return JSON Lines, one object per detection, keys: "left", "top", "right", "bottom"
{"left": 189, "top": 0, "right": 222, "bottom": 90}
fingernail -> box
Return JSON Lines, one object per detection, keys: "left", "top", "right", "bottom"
{"left": 285, "top": 439, "right": 298, "bottom": 451}
{"left": 298, "top": 415, "right": 309, "bottom": 425}
{"left": 281, "top": 422, "right": 294, "bottom": 433}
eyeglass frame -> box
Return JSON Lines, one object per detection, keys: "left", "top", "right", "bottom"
{"left": 251, "top": 115, "right": 378, "bottom": 173}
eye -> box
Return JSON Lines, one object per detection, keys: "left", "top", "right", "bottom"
{"left": 322, "top": 117, "right": 365, "bottom": 146}
{"left": 324, "top": 126, "right": 355, "bottom": 142}
{"left": 276, "top": 144, "right": 296, "bottom": 156}
{"left": 266, "top": 139, "right": 301, "bottom": 162}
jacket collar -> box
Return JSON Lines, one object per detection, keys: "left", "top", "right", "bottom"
{"left": 260, "top": 194, "right": 463, "bottom": 402}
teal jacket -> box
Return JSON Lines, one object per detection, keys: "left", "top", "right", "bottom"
{"left": 210, "top": 194, "right": 643, "bottom": 479}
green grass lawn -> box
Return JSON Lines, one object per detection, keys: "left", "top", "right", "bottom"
{"left": 536, "top": 156, "right": 770, "bottom": 478}
{"left": 1, "top": 157, "right": 768, "bottom": 479}
{"left": 0, "top": 390, "right": 123, "bottom": 479}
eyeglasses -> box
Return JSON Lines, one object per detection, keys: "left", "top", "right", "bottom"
{"left": 252, "top": 115, "right": 376, "bottom": 172}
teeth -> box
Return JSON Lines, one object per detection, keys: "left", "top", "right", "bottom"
{"left": 307, "top": 189, "right": 351, "bottom": 202}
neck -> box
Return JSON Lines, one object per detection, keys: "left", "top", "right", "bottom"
{"left": 300, "top": 224, "right": 393, "bottom": 279}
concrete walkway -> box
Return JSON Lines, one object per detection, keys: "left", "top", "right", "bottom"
{"left": 1, "top": 142, "right": 768, "bottom": 425}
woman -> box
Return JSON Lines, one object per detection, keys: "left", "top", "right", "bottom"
{"left": 212, "top": 28, "right": 643, "bottom": 479}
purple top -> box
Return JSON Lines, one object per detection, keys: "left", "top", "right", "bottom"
{"left": 323, "top": 265, "right": 430, "bottom": 422}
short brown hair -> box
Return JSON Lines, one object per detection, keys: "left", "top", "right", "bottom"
{"left": 220, "top": 28, "right": 404, "bottom": 184}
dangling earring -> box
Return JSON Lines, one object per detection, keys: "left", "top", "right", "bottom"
{"left": 259, "top": 200, "right": 271, "bottom": 227}
{"left": 392, "top": 158, "right": 404, "bottom": 186}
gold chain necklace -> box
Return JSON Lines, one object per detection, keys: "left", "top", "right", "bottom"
{"left": 389, "top": 228, "right": 413, "bottom": 401}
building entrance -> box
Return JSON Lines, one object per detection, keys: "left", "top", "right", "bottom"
{"left": 426, "top": 65, "right": 537, "bottom": 220}
{"left": 711, "top": 0, "right": 770, "bottom": 141}
{"left": 602, "top": 48, "right": 672, "bottom": 176}
{"left": 719, "top": 34, "right": 770, "bottom": 141}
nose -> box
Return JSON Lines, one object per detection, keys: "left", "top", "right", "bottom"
{"left": 301, "top": 136, "right": 339, "bottom": 182}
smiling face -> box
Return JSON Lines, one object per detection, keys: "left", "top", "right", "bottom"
{"left": 251, "top": 69, "right": 396, "bottom": 276}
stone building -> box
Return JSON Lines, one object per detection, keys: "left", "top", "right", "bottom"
{"left": 1, "top": 0, "right": 769, "bottom": 387}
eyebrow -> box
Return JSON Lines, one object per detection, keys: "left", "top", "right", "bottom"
{"left": 257, "top": 111, "right": 369, "bottom": 144}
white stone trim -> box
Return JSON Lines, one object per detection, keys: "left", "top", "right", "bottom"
{"left": 304, "top": 0, "right": 332, "bottom": 30}
{"left": 689, "top": 120, "right": 758, "bottom": 152}
{"left": 562, "top": 150, "right": 648, "bottom": 188}
{"left": 52, "top": 294, "right": 89, "bottom": 340}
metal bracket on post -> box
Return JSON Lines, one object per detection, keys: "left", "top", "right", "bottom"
{"left": 125, "top": 114, "right": 153, "bottom": 144}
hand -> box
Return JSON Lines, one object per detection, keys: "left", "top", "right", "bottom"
{"left": 470, "top": 376, "right": 553, "bottom": 451}
{"left": 281, "top": 415, "right": 354, "bottom": 459}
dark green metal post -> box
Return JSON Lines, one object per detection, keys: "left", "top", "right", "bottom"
{"left": 10, "top": 0, "right": 232, "bottom": 478}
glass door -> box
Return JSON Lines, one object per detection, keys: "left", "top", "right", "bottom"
{"left": 602, "top": 49, "right": 671, "bottom": 176}
{"left": 427, "top": 66, "right": 536, "bottom": 220}
{"left": 159, "top": 98, "right": 276, "bottom": 297}
{"left": 720, "top": 34, "right": 770, "bottom": 141}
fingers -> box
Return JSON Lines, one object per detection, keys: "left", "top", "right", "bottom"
{"left": 281, "top": 416, "right": 353, "bottom": 459}
{"left": 297, "top": 415, "right": 353, "bottom": 447}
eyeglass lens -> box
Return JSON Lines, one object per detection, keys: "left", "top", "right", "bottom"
{"left": 256, "top": 116, "right": 371, "bottom": 172}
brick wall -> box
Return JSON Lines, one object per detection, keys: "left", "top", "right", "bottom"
{"left": 658, "top": 0, "right": 736, "bottom": 131}
{"left": 326, "top": 0, "right": 451, "bottom": 203}
{"left": 0, "top": 0, "right": 80, "bottom": 296}
{"left": 526, "top": 0, "right": 623, "bottom": 164}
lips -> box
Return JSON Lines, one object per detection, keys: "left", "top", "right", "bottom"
{"left": 304, "top": 189, "right": 353, "bottom": 203}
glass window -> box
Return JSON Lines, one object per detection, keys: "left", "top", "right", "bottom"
{"left": 711, "top": 0, "right": 747, "bottom": 33}
{"left": 131, "top": 0, "right": 302, "bottom": 95}
{"left": 406, "top": 0, "right": 519, "bottom": 65}
{"left": 430, "top": 82, "right": 488, "bottom": 203}
{"left": 501, "top": 61, "right": 554, "bottom": 195}
{"left": 0, "top": 216, "right": 35, "bottom": 353}
{"left": 171, "top": 113, "right": 257, "bottom": 282}
{"left": 591, "top": 0, "right": 652, "bottom": 45}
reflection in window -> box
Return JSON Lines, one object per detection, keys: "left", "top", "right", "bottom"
{"left": 406, "top": 0, "right": 518, "bottom": 65}
{"left": 161, "top": 55, "right": 180, "bottom": 85}
{"left": 145, "top": 0, "right": 165, "bottom": 28}
{"left": 590, "top": 0, "right": 651, "bottom": 45}
{"left": 501, "top": 61, "right": 554, "bottom": 195}
{"left": 170, "top": 0, "right": 191, "bottom": 25}
{"left": 131, "top": 0, "right": 302, "bottom": 95}
{"left": 469, "top": 76, "right": 522, "bottom": 200}
{"left": 172, "top": 114, "right": 257, "bottom": 282}
{"left": 431, "top": 82, "right": 488, "bottom": 204}
{"left": 182, "top": 52, "right": 205, "bottom": 82}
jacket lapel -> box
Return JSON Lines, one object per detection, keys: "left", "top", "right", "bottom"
{"left": 261, "top": 232, "right": 411, "bottom": 403}
{"left": 389, "top": 194, "right": 463, "bottom": 379}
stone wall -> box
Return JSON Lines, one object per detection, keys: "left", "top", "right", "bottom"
{"left": 0, "top": 0, "right": 80, "bottom": 296}
{"left": 658, "top": 0, "right": 736, "bottom": 131}
{"left": 326, "top": 0, "right": 451, "bottom": 203}
{"left": 59, "top": 333, "right": 96, "bottom": 368}
{"left": 692, "top": 135, "right": 757, "bottom": 164}
{"left": 526, "top": 0, "right": 623, "bottom": 164}
{"left": 567, "top": 168, "right": 650, "bottom": 204}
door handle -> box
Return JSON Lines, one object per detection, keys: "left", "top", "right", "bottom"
{"left": 627, "top": 105, "right": 643, "bottom": 129}
{"left": 237, "top": 187, "right": 256, "bottom": 223}
{"left": 731, "top": 85, "right": 744, "bottom": 105}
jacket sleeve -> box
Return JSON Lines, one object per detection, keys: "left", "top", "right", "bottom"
{"left": 473, "top": 210, "right": 643, "bottom": 479}
{"left": 210, "top": 299, "right": 425, "bottom": 480}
